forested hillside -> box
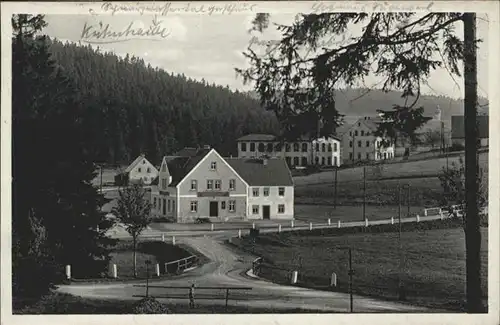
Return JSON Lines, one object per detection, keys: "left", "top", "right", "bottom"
{"left": 47, "top": 39, "right": 278, "bottom": 165}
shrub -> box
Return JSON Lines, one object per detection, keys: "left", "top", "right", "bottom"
{"left": 131, "top": 297, "right": 170, "bottom": 314}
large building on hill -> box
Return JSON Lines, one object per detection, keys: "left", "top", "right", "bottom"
{"left": 336, "top": 116, "right": 395, "bottom": 164}
{"left": 451, "top": 115, "right": 489, "bottom": 148}
{"left": 150, "top": 147, "right": 294, "bottom": 223}
{"left": 236, "top": 134, "right": 341, "bottom": 167}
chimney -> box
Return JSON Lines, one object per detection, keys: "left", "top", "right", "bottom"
{"left": 203, "top": 145, "right": 211, "bottom": 150}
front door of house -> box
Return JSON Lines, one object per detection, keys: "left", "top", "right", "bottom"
{"left": 209, "top": 201, "right": 219, "bottom": 218}
{"left": 262, "top": 205, "right": 270, "bottom": 220}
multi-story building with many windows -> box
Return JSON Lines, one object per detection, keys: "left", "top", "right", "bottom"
{"left": 236, "top": 134, "right": 341, "bottom": 167}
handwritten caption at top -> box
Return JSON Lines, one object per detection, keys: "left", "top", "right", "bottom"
{"left": 98, "top": 2, "right": 257, "bottom": 16}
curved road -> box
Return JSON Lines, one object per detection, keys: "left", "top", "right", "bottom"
{"left": 57, "top": 228, "right": 433, "bottom": 313}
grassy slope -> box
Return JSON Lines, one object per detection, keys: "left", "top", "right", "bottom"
{"left": 234, "top": 224, "right": 488, "bottom": 311}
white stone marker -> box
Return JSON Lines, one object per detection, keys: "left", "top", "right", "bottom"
{"left": 211, "top": 224, "right": 214, "bottom": 231}
{"left": 155, "top": 264, "right": 160, "bottom": 277}
{"left": 416, "top": 214, "right": 420, "bottom": 222}
{"left": 424, "top": 209, "right": 428, "bottom": 216}
{"left": 278, "top": 224, "right": 282, "bottom": 233}
{"left": 65, "top": 265, "right": 71, "bottom": 280}
{"left": 328, "top": 218, "right": 331, "bottom": 226}
{"left": 309, "top": 222, "right": 313, "bottom": 231}
{"left": 172, "top": 236, "right": 176, "bottom": 245}
{"left": 291, "top": 270, "right": 298, "bottom": 284}
{"left": 238, "top": 229, "right": 242, "bottom": 238}
{"left": 330, "top": 272, "right": 337, "bottom": 287}
{"left": 291, "top": 220, "right": 294, "bottom": 228}
{"left": 391, "top": 217, "right": 394, "bottom": 225}
{"left": 337, "top": 220, "right": 341, "bottom": 228}
{"left": 252, "top": 222, "right": 255, "bottom": 229}
{"left": 162, "top": 234, "right": 165, "bottom": 242}
{"left": 365, "top": 218, "right": 369, "bottom": 227}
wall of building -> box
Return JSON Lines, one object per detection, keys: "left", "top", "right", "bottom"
{"left": 177, "top": 195, "right": 246, "bottom": 223}
{"left": 312, "top": 137, "right": 341, "bottom": 167}
{"left": 150, "top": 187, "right": 177, "bottom": 221}
{"left": 341, "top": 122, "right": 394, "bottom": 163}
{"left": 128, "top": 158, "right": 159, "bottom": 185}
{"left": 246, "top": 185, "right": 294, "bottom": 220}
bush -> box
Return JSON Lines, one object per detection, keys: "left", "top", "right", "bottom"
{"left": 132, "top": 297, "right": 170, "bottom": 314}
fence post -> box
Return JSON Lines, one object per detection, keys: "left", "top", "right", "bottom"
{"left": 440, "top": 210, "right": 444, "bottom": 220}
{"left": 164, "top": 263, "right": 169, "bottom": 274}
{"left": 424, "top": 209, "right": 428, "bottom": 216}
{"left": 252, "top": 222, "right": 255, "bottom": 229}
{"left": 278, "top": 224, "right": 282, "bottom": 233}
{"left": 365, "top": 218, "right": 369, "bottom": 227}
{"left": 416, "top": 214, "right": 420, "bottom": 222}
{"left": 330, "top": 272, "right": 337, "bottom": 287}
{"left": 291, "top": 270, "right": 298, "bottom": 284}
{"left": 238, "top": 229, "right": 241, "bottom": 238}
{"left": 96, "top": 224, "right": 99, "bottom": 232}
{"left": 391, "top": 217, "right": 394, "bottom": 225}
{"left": 225, "top": 288, "right": 230, "bottom": 311}
{"left": 309, "top": 222, "right": 313, "bottom": 231}
{"left": 109, "top": 263, "right": 117, "bottom": 278}
{"left": 211, "top": 224, "right": 214, "bottom": 231}
{"left": 172, "top": 236, "right": 176, "bottom": 245}
{"left": 337, "top": 220, "right": 341, "bottom": 228}
{"left": 291, "top": 220, "right": 294, "bottom": 228}
{"left": 155, "top": 263, "right": 160, "bottom": 277}
{"left": 328, "top": 218, "right": 331, "bottom": 226}
{"left": 65, "top": 265, "right": 71, "bottom": 280}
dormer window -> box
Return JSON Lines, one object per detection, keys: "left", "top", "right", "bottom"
{"left": 210, "top": 162, "right": 217, "bottom": 170}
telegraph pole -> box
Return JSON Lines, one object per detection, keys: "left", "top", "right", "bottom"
{"left": 463, "top": 12, "right": 482, "bottom": 313}
{"left": 397, "top": 184, "right": 405, "bottom": 300}
{"left": 362, "top": 166, "right": 366, "bottom": 220}
{"left": 333, "top": 166, "right": 338, "bottom": 209}
{"left": 352, "top": 133, "right": 355, "bottom": 163}
{"left": 407, "top": 184, "right": 410, "bottom": 217}
{"left": 348, "top": 247, "right": 354, "bottom": 313}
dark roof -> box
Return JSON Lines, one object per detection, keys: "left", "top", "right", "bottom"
{"left": 226, "top": 158, "right": 293, "bottom": 186}
{"left": 164, "top": 148, "right": 211, "bottom": 186}
{"left": 236, "top": 134, "right": 277, "bottom": 142}
{"left": 171, "top": 147, "right": 202, "bottom": 157}
{"left": 451, "top": 115, "right": 489, "bottom": 139}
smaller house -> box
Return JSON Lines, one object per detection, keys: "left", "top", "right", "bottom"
{"left": 451, "top": 115, "right": 489, "bottom": 148}
{"left": 115, "top": 154, "right": 159, "bottom": 186}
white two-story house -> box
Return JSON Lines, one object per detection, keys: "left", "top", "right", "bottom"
{"left": 115, "top": 154, "right": 159, "bottom": 186}
{"left": 150, "top": 147, "right": 294, "bottom": 223}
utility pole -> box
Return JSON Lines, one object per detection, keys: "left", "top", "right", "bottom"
{"left": 407, "top": 184, "right": 410, "bottom": 217}
{"left": 351, "top": 133, "right": 355, "bottom": 164}
{"left": 333, "top": 166, "right": 338, "bottom": 209}
{"left": 397, "top": 184, "right": 405, "bottom": 300}
{"left": 348, "top": 247, "right": 354, "bottom": 313}
{"left": 463, "top": 12, "right": 482, "bottom": 313}
{"left": 362, "top": 166, "right": 366, "bottom": 220}
{"left": 100, "top": 165, "right": 103, "bottom": 194}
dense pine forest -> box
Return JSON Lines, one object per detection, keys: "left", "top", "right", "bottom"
{"left": 47, "top": 39, "right": 279, "bottom": 165}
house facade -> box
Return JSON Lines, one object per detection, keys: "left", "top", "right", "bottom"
{"left": 236, "top": 134, "right": 341, "bottom": 167}
{"left": 451, "top": 115, "right": 489, "bottom": 148}
{"left": 150, "top": 148, "right": 294, "bottom": 223}
{"left": 337, "top": 117, "right": 395, "bottom": 164}
{"left": 115, "top": 154, "right": 159, "bottom": 186}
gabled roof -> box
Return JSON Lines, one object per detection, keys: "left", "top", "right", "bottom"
{"left": 236, "top": 134, "right": 277, "bottom": 142}
{"left": 451, "top": 115, "right": 489, "bottom": 138}
{"left": 124, "top": 154, "right": 149, "bottom": 173}
{"left": 163, "top": 148, "right": 212, "bottom": 187}
{"left": 226, "top": 158, "right": 293, "bottom": 186}
{"left": 171, "top": 147, "right": 200, "bottom": 157}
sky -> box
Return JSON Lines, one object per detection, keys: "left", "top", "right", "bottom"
{"left": 43, "top": 13, "right": 490, "bottom": 99}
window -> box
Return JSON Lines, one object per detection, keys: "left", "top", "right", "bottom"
{"left": 190, "top": 201, "right": 198, "bottom": 213}
{"left": 172, "top": 200, "right": 175, "bottom": 213}
{"left": 161, "top": 178, "right": 167, "bottom": 190}
{"left": 327, "top": 157, "right": 331, "bottom": 165}
{"left": 366, "top": 153, "right": 370, "bottom": 160}
{"left": 278, "top": 204, "right": 285, "bottom": 214}
{"left": 278, "top": 187, "right": 285, "bottom": 196}
{"left": 147, "top": 167, "right": 151, "bottom": 173}
{"left": 138, "top": 167, "right": 142, "bottom": 172}
{"left": 229, "top": 179, "right": 236, "bottom": 191}
{"left": 293, "top": 157, "right": 299, "bottom": 165}
{"left": 366, "top": 141, "right": 370, "bottom": 147}
{"left": 358, "top": 122, "right": 361, "bottom": 127}
{"left": 315, "top": 143, "right": 320, "bottom": 151}
{"left": 293, "top": 143, "right": 299, "bottom": 152}
{"left": 250, "top": 142, "right": 256, "bottom": 152}
{"left": 263, "top": 187, "right": 270, "bottom": 196}
{"left": 358, "top": 153, "right": 362, "bottom": 160}
{"left": 215, "top": 180, "right": 221, "bottom": 190}
{"left": 207, "top": 180, "right": 213, "bottom": 190}
{"left": 252, "top": 187, "right": 259, "bottom": 197}
{"left": 190, "top": 180, "right": 197, "bottom": 191}
{"left": 354, "top": 130, "right": 358, "bottom": 136}
{"left": 334, "top": 156, "right": 338, "bottom": 166}
{"left": 229, "top": 200, "right": 236, "bottom": 212}
{"left": 361, "top": 130, "right": 365, "bottom": 136}
{"left": 358, "top": 140, "right": 362, "bottom": 147}
{"left": 267, "top": 143, "right": 273, "bottom": 152}
{"left": 221, "top": 201, "right": 226, "bottom": 210}
{"left": 241, "top": 143, "right": 247, "bottom": 152}
{"left": 167, "top": 200, "right": 171, "bottom": 212}
{"left": 349, "top": 153, "right": 353, "bottom": 159}
{"left": 258, "top": 143, "right": 265, "bottom": 152}
{"left": 349, "top": 141, "right": 353, "bottom": 148}
{"left": 349, "top": 131, "right": 352, "bottom": 136}
{"left": 320, "top": 143, "right": 324, "bottom": 152}
{"left": 322, "top": 157, "right": 325, "bottom": 165}
{"left": 301, "top": 157, "right": 307, "bottom": 166}
{"left": 286, "top": 157, "right": 292, "bottom": 166}
{"left": 328, "top": 144, "right": 332, "bottom": 152}
{"left": 252, "top": 205, "right": 259, "bottom": 214}
{"left": 210, "top": 162, "right": 217, "bottom": 170}
{"left": 153, "top": 197, "right": 157, "bottom": 209}
{"left": 384, "top": 152, "right": 387, "bottom": 159}
{"left": 315, "top": 156, "right": 319, "bottom": 164}
{"left": 301, "top": 143, "right": 308, "bottom": 152}
{"left": 333, "top": 143, "right": 338, "bottom": 152}
{"left": 366, "top": 132, "right": 370, "bottom": 136}
{"left": 162, "top": 164, "right": 166, "bottom": 172}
